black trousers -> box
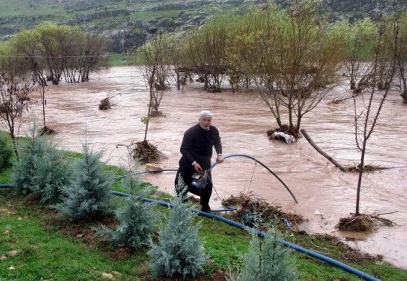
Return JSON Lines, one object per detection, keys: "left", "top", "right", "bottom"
{"left": 175, "top": 170, "right": 213, "bottom": 209}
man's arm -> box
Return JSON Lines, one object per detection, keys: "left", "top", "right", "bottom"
{"left": 213, "top": 127, "right": 224, "bottom": 163}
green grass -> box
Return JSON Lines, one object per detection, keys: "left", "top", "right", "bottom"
{"left": 1, "top": 135, "right": 407, "bottom": 280}
{"left": 0, "top": 195, "right": 142, "bottom": 280}
{"left": 0, "top": 0, "right": 65, "bottom": 18}
{"left": 2, "top": 185, "right": 407, "bottom": 280}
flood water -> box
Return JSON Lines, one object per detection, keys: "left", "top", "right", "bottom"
{"left": 21, "top": 66, "right": 407, "bottom": 269}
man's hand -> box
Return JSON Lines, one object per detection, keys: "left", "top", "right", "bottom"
{"left": 216, "top": 154, "right": 224, "bottom": 163}
{"left": 193, "top": 162, "right": 203, "bottom": 173}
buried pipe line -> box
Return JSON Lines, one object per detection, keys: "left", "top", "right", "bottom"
{"left": 0, "top": 185, "right": 380, "bottom": 280}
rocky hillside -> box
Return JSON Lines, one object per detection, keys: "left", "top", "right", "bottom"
{"left": 0, "top": 0, "right": 406, "bottom": 52}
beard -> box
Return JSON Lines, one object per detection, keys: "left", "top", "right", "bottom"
{"left": 200, "top": 124, "right": 210, "bottom": 131}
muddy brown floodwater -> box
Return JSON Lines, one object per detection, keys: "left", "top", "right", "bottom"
{"left": 21, "top": 66, "right": 407, "bottom": 269}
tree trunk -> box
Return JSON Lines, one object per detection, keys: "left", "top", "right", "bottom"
{"left": 300, "top": 129, "right": 348, "bottom": 172}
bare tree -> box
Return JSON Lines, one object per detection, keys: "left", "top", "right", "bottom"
{"left": 387, "top": 12, "right": 407, "bottom": 103}
{"left": 338, "top": 18, "right": 377, "bottom": 93}
{"left": 131, "top": 33, "right": 172, "bottom": 164}
{"left": 138, "top": 33, "right": 172, "bottom": 141}
{"left": 0, "top": 44, "right": 33, "bottom": 158}
{"left": 352, "top": 22, "right": 396, "bottom": 216}
{"left": 0, "top": 74, "right": 32, "bottom": 159}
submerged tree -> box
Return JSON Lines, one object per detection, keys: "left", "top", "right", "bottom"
{"left": 227, "top": 0, "right": 345, "bottom": 138}
{"left": 336, "top": 18, "right": 377, "bottom": 93}
{"left": 0, "top": 45, "right": 32, "bottom": 159}
{"left": 132, "top": 33, "right": 172, "bottom": 164}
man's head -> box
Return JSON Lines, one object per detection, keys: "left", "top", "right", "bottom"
{"left": 199, "top": 110, "right": 213, "bottom": 130}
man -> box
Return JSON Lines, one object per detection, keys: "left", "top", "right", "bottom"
{"left": 175, "top": 110, "right": 224, "bottom": 212}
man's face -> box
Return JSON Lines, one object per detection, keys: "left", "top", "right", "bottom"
{"left": 199, "top": 117, "right": 212, "bottom": 130}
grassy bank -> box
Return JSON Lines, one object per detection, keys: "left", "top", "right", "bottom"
{"left": 0, "top": 134, "right": 407, "bottom": 280}
{"left": 2, "top": 176, "right": 407, "bottom": 280}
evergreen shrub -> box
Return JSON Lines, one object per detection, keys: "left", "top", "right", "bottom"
{"left": 99, "top": 174, "right": 157, "bottom": 249}
{"left": 11, "top": 131, "right": 71, "bottom": 203}
{"left": 55, "top": 141, "right": 113, "bottom": 222}
{"left": 228, "top": 223, "right": 298, "bottom": 281}
{"left": 149, "top": 181, "right": 207, "bottom": 279}
{"left": 0, "top": 133, "right": 13, "bottom": 172}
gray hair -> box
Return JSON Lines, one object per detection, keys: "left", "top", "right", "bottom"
{"left": 199, "top": 110, "right": 213, "bottom": 119}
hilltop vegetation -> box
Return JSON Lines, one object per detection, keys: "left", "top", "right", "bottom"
{"left": 1, "top": 0, "right": 407, "bottom": 52}
{"left": 0, "top": 0, "right": 249, "bottom": 51}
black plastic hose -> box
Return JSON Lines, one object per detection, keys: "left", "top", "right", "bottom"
{"left": 111, "top": 190, "right": 380, "bottom": 281}
{"left": 0, "top": 186, "right": 380, "bottom": 280}
{"left": 132, "top": 154, "right": 298, "bottom": 203}
{"left": 210, "top": 154, "right": 298, "bottom": 203}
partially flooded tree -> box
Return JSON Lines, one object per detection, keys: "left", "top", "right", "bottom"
{"left": 181, "top": 16, "right": 230, "bottom": 92}
{"left": 35, "top": 22, "right": 67, "bottom": 85}
{"left": 132, "top": 33, "right": 171, "bottom": 164}
{"left": 138, "top": 33, "right": 173, "bottom": 118}
{"left": 0, "top": 44, "right": 32, "bottom": 158}
{"left": 7, "top": 23, "right": 108, "bottom": 134}
{"left": 10, "top": 22, "right": 108, "bottom": 86}
{"left": 9, "top": 28, "right": 52, "bottom": 134}
{"left": 63, "top": 32, "right": 109, "bottom": 83}
{"left": 336, "top": 18, "right": 377, "bottom": 93}
{"left": 388, "top": 12, "right": 407, "bottom": 103}
{"left": 337, "top": 20, "right": 397, "bottom": 231}
{"left": 225, "top": 9, "right": 266, "bottom": 92}
{"left": 232, "top": 0, "right": 345, "bottom": 138}
{"left": 7, "top": 28, "right": 47, "bottom": 87}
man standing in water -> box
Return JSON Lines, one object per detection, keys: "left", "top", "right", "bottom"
{"left": 175, "top": 110, "right": 224, "bottom": 212}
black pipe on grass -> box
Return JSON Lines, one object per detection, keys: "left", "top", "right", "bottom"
{"left": 0, "top": 185, "right": 380, "bottom": 280}
{"left": 111, "top": 190, "right": 380, "bottom": 281}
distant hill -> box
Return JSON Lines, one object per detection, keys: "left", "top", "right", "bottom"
{"left": 0, "top": 0, "right": 406, "bottom": 52}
